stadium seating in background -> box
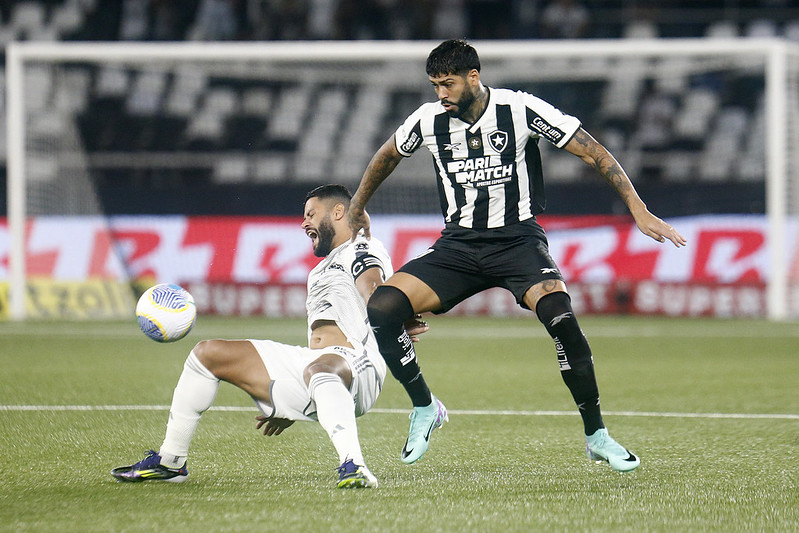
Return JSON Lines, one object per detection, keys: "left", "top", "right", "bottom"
{"left": 1, "top": 0, "right": 796, "bottom": 216}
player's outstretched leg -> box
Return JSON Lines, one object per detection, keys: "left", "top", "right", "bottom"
{"left": 111, "top": 349, "right": 219, "bottom": 483}
{"left": 586, "top": 429, "right": 640, "bottom": 472}
{"left": 401, "top": 394, "right": 448, "bottom": 464}
{"left": 111, "top": 450, "right": 188, "bottom": 482}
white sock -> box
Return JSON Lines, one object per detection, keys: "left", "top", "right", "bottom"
{"left": 158, "top": 350, "right": 219, "bottom": 467}
{"left": 307, "top": 372, "right": 365, "bottom": 466}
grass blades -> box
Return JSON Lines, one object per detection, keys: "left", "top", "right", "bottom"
{"left": 0, "top": 315, "right": 797, "bottom": 532}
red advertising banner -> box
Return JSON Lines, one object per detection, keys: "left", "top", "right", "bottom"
{"left": 0, "top": 214, "right": 793, "bottom": 318}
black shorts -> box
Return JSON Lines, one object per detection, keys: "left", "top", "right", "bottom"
{"left": 398, "top": 218, "right": 563, "bottom": 313}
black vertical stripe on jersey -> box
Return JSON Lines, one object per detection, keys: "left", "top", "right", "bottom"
{"left": 433, "top": 113, "right": 464, "bottom": 223}
{"left": 495, "top": 104, "right": 521, "bottom": 226}
{"left": 525, "top": 107, "right": 547, "bottom": 215}
{"left": 466, "top": 127, "right": 489, "bottom": 229}
{"left": 432, "top": 154, "right": 448, "bottom": 219}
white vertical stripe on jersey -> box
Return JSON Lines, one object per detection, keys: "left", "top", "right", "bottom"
{"left": 487, "top": 184, "right": 507, "bottom": 228}
{"left": 515, "top": 146, "right": 533, "bottom": 220}
{"left": 512, "top": 111, "right": 533, "bottom": 220}
{"left": 451, "top": 129, "right": 469, "bottom": 160}
{"left": 436, "top": 126, "right": 467, "bottom": 224}
{"left": 461, "top": 187, "right": 478, "bottom": 228}
{"left": 436, "top": 158, "right": 459, "bottom": 223}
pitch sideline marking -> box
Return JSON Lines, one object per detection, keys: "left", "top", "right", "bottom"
{"left": 0, "top": 404, "right": 796, "bottom": 420}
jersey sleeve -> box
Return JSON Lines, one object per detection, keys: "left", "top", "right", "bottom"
{"left": 394, "top": 103, "right": 433, "bottom": 156}
{"left": 522, "top": 91, "right": 581, "bottom": 149}
{"left": 350, "top": 236, "right": 392, "bottom": 282}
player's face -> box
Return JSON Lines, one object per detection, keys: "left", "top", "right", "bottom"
{"left": 302, "top": 198, "right": 337, "bottom": 257}
{"left": 312, "top": 217, "right": 336, "bottom": 257}
{"left": 430, "top": 72, "right": 477, "bottom": 118}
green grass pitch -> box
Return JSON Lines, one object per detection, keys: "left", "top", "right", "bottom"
{"left": 1, "top": 315, "right": 797, "bottom": 532}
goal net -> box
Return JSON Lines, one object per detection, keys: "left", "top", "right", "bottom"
{"left": 5, "top": 39, "right": 799, "bottom": 320}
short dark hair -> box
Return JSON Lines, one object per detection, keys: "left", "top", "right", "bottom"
{"left": 304, "top": 184, "right": 352, "bottom": 209}
{"left": 426, "top": 39, "right": 481, "bottom": 78}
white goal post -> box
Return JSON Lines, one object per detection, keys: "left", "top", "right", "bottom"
{"left": 5, "top": 38, "right": 799, "bottom": 320}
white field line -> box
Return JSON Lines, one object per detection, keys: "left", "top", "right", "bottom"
{"left": 0, "top": 404, "right": 796, "bottom": 420}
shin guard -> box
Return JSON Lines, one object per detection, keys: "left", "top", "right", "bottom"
{"left": 536, "top": 291, "right": 604, "bottom": 434}
{"left": 367, "top": 285, "right": 432, "bottom": 406}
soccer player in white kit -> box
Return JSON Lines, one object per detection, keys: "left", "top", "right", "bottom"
{"left": 112, "top": 184, "right": 409, "bottom": 489}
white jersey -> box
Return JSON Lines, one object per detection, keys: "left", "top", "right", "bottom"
{"left": 394, "top": 87, "right": 581, "bottom": 229}
{"left": 306, "top": 235, "right": 393, "bottom": 358}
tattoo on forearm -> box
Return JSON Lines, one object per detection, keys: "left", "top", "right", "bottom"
{"left": 357, "top": 149, "right": 398, "bottom": 205}
{"left": 371, "top": 150, "right": 397, "bottom": 177}
{"left": 575, "top": 130, "right": 634, "bottom": 202}
{"left": 597, "top": 156, "right": 626, "bottom": 190}
{"left": 573, "top": 129, "right": 591, "bottom": 149}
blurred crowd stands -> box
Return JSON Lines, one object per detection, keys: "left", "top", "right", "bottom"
{"left": 2, "top": 0, "right": 798, "bottom": 43}
{"left": 1, "top": 0, "right": 797, "bottom": 217}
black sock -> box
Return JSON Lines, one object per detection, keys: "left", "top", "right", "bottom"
{"left": 560, "top": 364, "right": 604, "bottom": 435}
{"left": 367, "top": 286, "right": 432, "bottom": 407}
{"left": 403, "top": 372, "right": 432, "bottom": 408}
{"left": 536, "top": 292, "right": 605, "bottom": 435}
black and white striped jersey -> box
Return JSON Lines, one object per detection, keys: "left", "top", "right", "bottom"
{"left": 394, "top": 87, "right": 581, "bottom": 230}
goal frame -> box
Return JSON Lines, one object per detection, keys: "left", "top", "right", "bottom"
{"left": 6, "top": 38, "right": 799, "bottom": 320}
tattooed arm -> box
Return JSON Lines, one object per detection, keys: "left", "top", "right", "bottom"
{"left": 349, "top": 135, "right": 404, "bottom": 240}
{"left": 564, "top": 128, "right": 687, "bottom": 247}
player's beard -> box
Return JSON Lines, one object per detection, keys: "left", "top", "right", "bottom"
{"left": 444, "top": 85, "right": 477, "bottom": 118}
{"left": 312, "top": 216, "right": 336, "bottom": 257}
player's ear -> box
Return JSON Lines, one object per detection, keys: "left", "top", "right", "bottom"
{"left": 333, "top": 202, "right": 346, "bottom": 220}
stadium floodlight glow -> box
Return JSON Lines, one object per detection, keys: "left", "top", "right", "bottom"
{"left": 6, "top": 38, "right": 799, "bottom": 320}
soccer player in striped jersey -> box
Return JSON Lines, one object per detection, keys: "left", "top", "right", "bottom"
{"left": 349, "top": 39, "right": 687, "bottom": 472}
{"left": 112, "top": 184, "right": 411, "bottom": 489}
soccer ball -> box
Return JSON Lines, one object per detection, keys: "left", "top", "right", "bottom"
{"left": 136, "top": 284, "right": 196, "bottom": 343}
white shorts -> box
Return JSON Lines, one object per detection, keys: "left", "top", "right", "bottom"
{"left": 248, "top": 339, "right": 384, "bottom": 422}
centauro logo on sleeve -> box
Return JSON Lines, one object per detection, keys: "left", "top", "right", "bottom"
{"left": 529, "top": 114, "right": 565, "bottom": 143}
{"left": 400, "top": 131, "right": 422, "bottom": 153}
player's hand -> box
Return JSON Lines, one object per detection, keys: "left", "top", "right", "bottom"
{"left": 348, "top": 206, "right": 371, "bottom": 241}
{"left": 255, "top": 414, "right": 294, "bottom": 436}
{"left": 404, "top": 314, "right": 429, "bottom": 342}
{"left": 634, "top": 210, "right": 687, "bottom": 248}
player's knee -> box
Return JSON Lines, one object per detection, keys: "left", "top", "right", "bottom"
{"left": 367, "top": 285, "right": 414, "bottom": 328}
{"left": 303, "top": 359, "right": 349, "bottom": 387}
{"left": 535, "top": 291, "right": 592, "bottom": 368}
{"left": 303, "top": 363, "right": 328, "bottom": 385}
{"left": 534, "top": 290, "right": 572, "bottom": 325}
{"left": 192, "top": 339, "right": 212, "bottom": 364}
{"left": 192, "top": 339, "right": 228, "bottom": 373}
